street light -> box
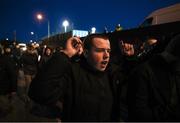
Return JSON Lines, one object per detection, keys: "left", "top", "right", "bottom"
{"left": 37, "top": 14, "right": 43, "bottom": 20}
{"left": 91, "top": 27, "right": 96, "bottom": 34}
{"left": 36, "top": 13, "right": 50, "bottom": 38}
{"left": 30, "top": 31, "right": 38, "bottom": 42}
{"left": 62, "top": 20, "right": 69, "bottom": 33}
{"left": 31, "top": 31, "right": 34, "bottom": 35}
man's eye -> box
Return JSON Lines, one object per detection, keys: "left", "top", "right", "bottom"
{"left": 107, "top": 49, "right": 111, "bottom": 53}
{"left": 95, "top": 49, "right": 104, "bottom": 52}
{"left": 95, "top": 48, "right": 111, "bottom": 53}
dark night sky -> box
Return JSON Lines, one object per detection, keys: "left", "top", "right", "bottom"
{"left": 0, "top": 0, "right": 179, "bottom": 43}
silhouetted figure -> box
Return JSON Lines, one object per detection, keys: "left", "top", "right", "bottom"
{"left": 0, "top": 46, "right": 17, "bottom": 121}
{"left": 127, "top": 34, "right": 180, "bottom": 121}
{"left": 38, "top": 46, "right": 53, "bottom": 69}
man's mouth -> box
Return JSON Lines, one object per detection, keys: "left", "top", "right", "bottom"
{"left": 101, "top": 61, "right": 108, "bottom": 65}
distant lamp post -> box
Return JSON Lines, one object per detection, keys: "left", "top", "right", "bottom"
{"left": 62, "top": 20, "right": 69, "bottom": 33}
{"left": 30, "top": 31, "right": 38, "bottom": 42}
{"left": 36, "top": 13, "right": 50, "bottom": 38}
{"left": 91, "top": 27, "right": 96, "bottom": 34}
{"left": 31, "top": 31, "right": 34, "bottom": 35}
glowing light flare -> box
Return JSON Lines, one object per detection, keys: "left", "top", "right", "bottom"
{"left": 62, "top": 20, "right": 69, "bottom": 33}
{"left": 37, "top": 14, "right": 43, "bottom": 20}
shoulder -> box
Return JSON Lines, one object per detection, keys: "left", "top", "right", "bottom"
{"left": 129, "top": 55, "right": 165, "bottom": 82}
{"left": 50, "top": 52, "right": 71, "bottom": 65}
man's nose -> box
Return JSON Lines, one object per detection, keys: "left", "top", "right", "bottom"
{"left": 103, "top": 50, "right": 110, "bottom": 59}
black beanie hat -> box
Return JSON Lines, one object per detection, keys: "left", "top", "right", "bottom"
{"left": 165, "top": 34, "right": 180, "bottom": 58}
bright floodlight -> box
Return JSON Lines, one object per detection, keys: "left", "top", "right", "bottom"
{"left": 91, "top": 27, "right": 96, "bottom": 34}
{"left": 37, "top": 14, "right": 43, "bottom": 20}
{"left": 31, "top": 32, "right": 34, "bottom": 35}
{"left": 62, "top": 20, "right": 69, "bottom": 33}
{"left": 62, "top": 20, "right": 69, "bottom": 27}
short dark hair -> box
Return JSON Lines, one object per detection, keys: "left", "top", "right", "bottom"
{"left": 83, "top": 33, "right": 109, "bottom": 50}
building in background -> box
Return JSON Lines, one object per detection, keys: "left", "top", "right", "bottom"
{"left": 41, "top": 29, "right": 88, "bottom": 49}
{"left": 140, "top": 3, "right": 180, "bottom": 27}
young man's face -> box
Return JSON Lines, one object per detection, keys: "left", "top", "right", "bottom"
{"left": 86, "top": 37, "right": 111, "bottom": 71}
{"left": 46, "top": 48, "right": 52, "bottom": 56}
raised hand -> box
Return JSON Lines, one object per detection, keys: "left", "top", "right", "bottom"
{"left": 119, "top": 40, "right": 135, "bottom": 56}
{"left": 61, "top": 37, "right": 83, "bottom": 58}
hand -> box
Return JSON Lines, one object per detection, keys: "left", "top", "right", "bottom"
{"left": 61, "top": 37, "right": 83, "bottom": 58}
{"left": 120, "top": 40, "right": 135, "bottom": 56}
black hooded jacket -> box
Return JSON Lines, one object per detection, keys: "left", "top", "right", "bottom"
{"left": 29, "top": 52, "right": 123, "bottom": 121}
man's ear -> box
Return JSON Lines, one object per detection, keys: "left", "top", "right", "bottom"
{"left": 83, "top": 49, "right": 88, "bottom": 58}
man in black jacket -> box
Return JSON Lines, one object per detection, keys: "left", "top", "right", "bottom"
{"left": 127, "top": 34, "right": 180, "bottom": 121}
{"left": 29, "top": 34, "right": 123, "bottom": 121}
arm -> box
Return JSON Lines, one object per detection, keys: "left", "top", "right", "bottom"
{"left": 28, "top": 52, "right": 71, "bottom": 105}
{"left": 119, "top": 41, "right": 135, "bottom": 57}
{"left": 61, "top": 37, "right": 83, "bottom": 58}
{"left": 29, "top": 37, "right": 83, "bottom": 105}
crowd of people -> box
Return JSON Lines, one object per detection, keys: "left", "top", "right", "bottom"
{"left": 0, "top": 32, "right": 180, "bottom": 122}
{"left": 0, "top": 42, "right": 54, "bottom": 121}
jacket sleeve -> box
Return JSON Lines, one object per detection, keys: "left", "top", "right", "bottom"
{"left": 28, "top": 52, "right": 71, "bottom": 105}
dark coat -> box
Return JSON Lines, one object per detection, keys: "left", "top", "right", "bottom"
{"left": 0, "top": 55, "right": 17, "bottom": 94}
{"left": 127, "top": 54, "right": 180, "bottom": 121}
{"left": 29, "top": 52, "right": 122, "bottom": 121}
{"left": 21, "top": 51, "right": 38, "bottom": 75}
{"left": 38, "top": 54, "right": 52, "bottom": 69}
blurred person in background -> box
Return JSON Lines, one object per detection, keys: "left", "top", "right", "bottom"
{"left": 127, "top": 34, "right": 180, "bottom": 121}
{"left": 38, "top": 46, "right": 53, "bottom": 69}
{"left": 20, "top": 44, "right": 38, "bottom": 99}
{"left": 0, "top": 45, "right": 17, "bottom": 121}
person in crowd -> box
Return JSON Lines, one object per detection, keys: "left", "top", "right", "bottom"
{"left": 116, "top": 36, "right": 159, "bottom": 74}
{"left": 111, "top": 36, "right": 164, "bottom": 121}
{"left": 127, "top": 34, "right": 180, "bottom": 121}
{"left": 3, "top": 45, "right": 19, "bottom": 77}
{"left": 118, "top": 37, "right": 158, "bottom": 64}
{"left": 20, "top": 44, "right": 38, "bottom": 96}
{"left": 0, "top": 45, "right": 17, "bottom": 121}
{"left": 38, "top": 46, "right": 53, "bottom": 69}
{"left": 137, "top": 37, "right": 158, "bottom": 61}
{"left": 119, "top": 40, "right": 135, "bottom": 119}
{"left": 115, "top": 24, "right": 123, "bottom": 31}
{"left": 3, "top": 46, "right": 14, "bottom": 58}
{"left": 28, "top": 34, "right": 124, "bottom": 121}
{"left": 12, "top": 44, "right": 22, "bottom": 69}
